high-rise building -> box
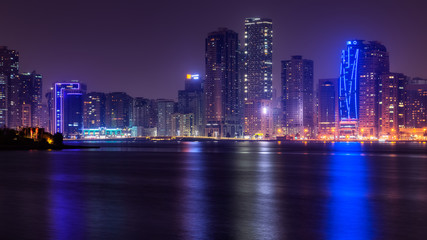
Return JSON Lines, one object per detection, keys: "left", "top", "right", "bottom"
{"left": 405, "top": 78, "right": 427, "bottom": 129}
{"left": 281, "top": 56, "right": 314, "bottom": 138}
{"left": 204, "top": 28, "right": 242, "bottom": 138}
{"left": 133, "top": 97, "right": 151, "bottom": 128}
{"left": 244, "top": 99, "right": 274, "bottom": 139}
{"left": 0, "top": 74, "right": 7, "bottom": 127}
{"left": 0, "top": 46, "right": 20, "bottom": 128}
{"left": 132, "top": 97, "right": 158, "bottom": 136}
{"left": 19, "top": 71, "right": 43, "bottom": 127}
{"left": 178, "top": 74, "right": 204, "bottom": 136}
{"left": 45, "top": 92, "right": 54, "bottom": 133}
{"left": 134, "top": 98, "right": 157, "bottom": 128}
{"left": 379, "top": 73, "right": 407, "bottom": 139}
{"left": 358, "top": 42, "right": 390, "bottom": 138}
{"left": 39, "top": 104, "right": 50, "bottom": 131}
{"left": 157, "top": 99, "right": 175, "bottom": 136}
{"left": 53, "top": 81, "right": 86, "bottom": 137}
{"left": 83, "top": 92, "right": 106, "bottom": 129}
{"left": 338, "top": 40, "right": 389, "bottom": 138}
{"left": 244, "top": 17, "right": 273, "bottom": 101}
{"left": 105, "top": 92, "right": 133, "bottom": 129}
{"left": 171, "top": 113, "right": 195, "bottom": 136}
{"left": 318, "top": 78, "right": 338, "bottom": 138}
{"left": 21, "top": 104, "right": 31, "bottom": 127}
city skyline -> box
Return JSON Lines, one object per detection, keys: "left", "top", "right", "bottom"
{"left": 2, "top": 2, "right": 427, "bottom": 239}
{"left": 1, "top": 0, "right": 426, "bottom": 99}
{"left": 2, "top": 36, "right": 426, "bottom": 140}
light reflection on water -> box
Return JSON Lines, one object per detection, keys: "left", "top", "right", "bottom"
{"left": 49, "top": 153, "right": 86, "bottom": 240}
{"left": 254, "top": 147, "right": 281, "bottom": 239}
{"left": 1, "top": 141, "right": 427, "bottom": 239}
{"left": 327, "top": 148, "right": 373, "bottom": 240}
{"left": 180, "top": 142, "right": 208, "bottom": 239}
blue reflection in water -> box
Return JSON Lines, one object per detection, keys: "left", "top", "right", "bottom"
{"left": 182, "top": 141, "right": 202, "bottom": 153}
{"left": 328, "top": 143, "right": 373, "bottom": 240}
{"left": 181, "top": 142, "right": 208, "bottom": 239}
{"left": 332, "top": 141, "right": 363, "bottom": 153}
{"left": 49, "top": 153, "right": 86, "bottom": 240}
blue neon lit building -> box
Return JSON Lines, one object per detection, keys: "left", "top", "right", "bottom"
{"left": 338, "top": 40, "right": 389, "bottom": 138}
{"left": 54, "top": 81, "right": 86, "bottom": 137}
{"left": 339, "top": 40, "right": 363, "bottom": 121}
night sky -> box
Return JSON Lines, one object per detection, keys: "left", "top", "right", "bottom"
{"left": 1, "top": 0, "right": 426, "bottom": 100}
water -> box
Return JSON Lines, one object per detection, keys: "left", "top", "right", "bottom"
{"left": 1, "top": 141, "right": 427, "bottom": 239}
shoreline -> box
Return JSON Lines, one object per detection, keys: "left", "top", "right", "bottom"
{"left": 0, "top": 144, "right": 100, "bottom": 151}
{"left": 66, "top": 137, "right": 427, "bottom": 144}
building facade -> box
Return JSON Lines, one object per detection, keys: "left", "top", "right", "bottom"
{"left": 53, "top": 81, "right": 86, "bottom": 137}
{"left": 157, "top": 99, "right": 175, "bottom": 136}
{"left": 0, "top": 46, "right": 20, "bottom": 128}
{"left": 244, "top": 17, "right": 273, "bottom": 101}
{"left": 379, "top": 73, "right": 407, "bottom": 139}
{"left": 132, "top": 97, "right": 158, "bottom": 136}
{"left": 19, "top": 71, "right": 43, "bottom": 127}
{"left": 178, "top": 74, "right": 204, "bottom": 136}
{"left": 318, "top": 78, "right": 338, "bottom": 139}
{"left": 171, "top": 113, "right": 195, "bottom": 136}
{"left": 244, "top": 99, "right": 274, "bottom": 139}
{"left": 105, "top": 92, "right": 133, "bottom": 129}
{"left": 282, "top": 56, "right": 314, "bottom": 138}
{"left": 338, "top": 40, "right": 390, "bottom": 138}
{"left": 405, "top": 78, "right": 427, "bottom": 129}
{"left": 83, "top": 92, "right": 106, "bottom": 129}
{"left": 204, "top": 28, "right": 242, "bottom": 138}
{"left": 0, "top": 74, "right": 7, "bottom": 127}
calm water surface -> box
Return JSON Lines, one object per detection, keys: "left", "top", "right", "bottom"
{"left": 1, "top": 141, "right": 427, "bottom": 240}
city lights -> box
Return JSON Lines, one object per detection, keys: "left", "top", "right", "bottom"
{"left": 0, "top": 22, "right": 426, "bottom": 142}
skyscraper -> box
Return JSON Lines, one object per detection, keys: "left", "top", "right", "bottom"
{"left": 178, "top": 74, "right": 204, "bottom": 136}
{"left": 0, "top": 46, "right": 19, "bottom": 128}
{"left": 83, "top": 92, "right": 106, "bottom": 129}
{"left": 157, "top": 99, "right": 175, "bottom": 136}
{"left": 379, "top": 73, "right": 407, "bottom": 139}
{"left": 204, "top": 28, "right": 242, "bottom": 138}
{"left": 131, "top": 97, "right": 158, "bottom": 136}
{"left": 338, "top": 40, "right": 389, "bottom": 138}
{"left": 53, "top": 81, "right": 86, "bottom": 137}
{"left": 0, "top": 74, "right": 7, "bottom": 127}
{"left": 318, "top": 78, "right": 338, "bottom": 138}
{"left": 133, "top": 97, "right": 151, "bottom": 128}
{"left": 405, "top": 78, "right": 427, "bottom": 129}
{"left": 19, "top": 71, "right": 43, "bottom": 127}
{"left": 171, "top": 113, "right": 195, "bottom": 136}
{"left": 244, "top": 17, "right": 273, "bottom": 101}
{"left": 282, "top": 56, "right": 314, "bottom": 137}
{"left": 45, "top": 92, "right": 54, "bottom": 133}
{"left": 105, "top": 92, "right": 133, "bottom": 129}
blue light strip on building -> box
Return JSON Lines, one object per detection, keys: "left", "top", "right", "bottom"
{"left": 339, "top": 41, "right": 361, "bottom": 122}
{"left": 54, "top": 83, "right": 80, "bottom": 134}
{"left": 354, "top": 49, "right": 359, "bottom": 119}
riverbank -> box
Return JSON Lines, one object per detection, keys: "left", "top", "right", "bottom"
{"left": 0, "top": 144, "right": 100, "bottom": 151}
{"left": 68, "top": 137, "right": 427, "bottom": 144}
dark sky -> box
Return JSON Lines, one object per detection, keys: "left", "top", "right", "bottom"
{"left": 1, "top": 0, "right": 426, "bottom": 100}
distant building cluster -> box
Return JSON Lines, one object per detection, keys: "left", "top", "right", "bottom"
{"left": 1, "top": 19, "right": 426, "bottom": 140}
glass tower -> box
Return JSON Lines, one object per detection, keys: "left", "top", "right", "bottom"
{"left": 339, "top": 40, "right": 362, "bottom": 121}
{"left": 205, "top": 28, "right": 241, "bottom": 137}
{"left": 244, "top": 18, "right": 273, "bottom": 101}
{"left": 338, "top": 40, "right": 389, "bottom": 138}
